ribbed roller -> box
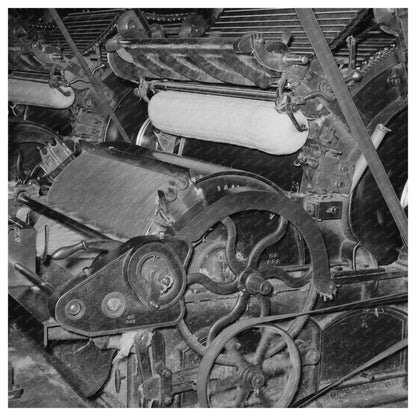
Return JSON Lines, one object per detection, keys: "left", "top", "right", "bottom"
{"left": 110, "top": 8, "right": 396, "bottom": 87}
{"left": 206, "top": 8, "right": 396, "bottom": 63}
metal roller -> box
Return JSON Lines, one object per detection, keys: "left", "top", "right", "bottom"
{"left": 148, "top": 91, "right": 309, "bottom": 155}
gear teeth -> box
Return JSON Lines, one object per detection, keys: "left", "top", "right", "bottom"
{"left": 318, "top": 288, "right": 337, "bottom": 302}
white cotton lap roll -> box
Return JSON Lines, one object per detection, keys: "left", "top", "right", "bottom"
{"left": 148, "top": 91, "right": 309, "bottom": 155}
{"left": 9, "top": 78, "right": 75, "bottom": 109}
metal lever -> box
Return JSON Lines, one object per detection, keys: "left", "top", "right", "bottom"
{"left": 343, "top": 69, "right": 362, "bottom": 84}
{"left": 51, "top": 239, "right": 120, "bottom": 260}
{"left": 13, "top": 262, "right": 55, "bottom": 294}
{"left": 347, "top": 35, "right": 357, "bottom": 71}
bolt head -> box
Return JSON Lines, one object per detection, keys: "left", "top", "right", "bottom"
{"left": 259, "top": 281, "right": 273, "bottom": 296}
{"left": 68, "top": 301, "right": 81, "bottom": 316}
{"left": 305, "top": 350, "right": 321, "bottom": 365}
{"left": 149, "top": 301, "right": 160, "bottom": 309}
{"left": 107, "top": 297, "right": 122, "bottom": 312}
{"left": 161, "top": 275, "right": 172, "bottom": 286}
{"left": 251, "top": 373, "right": 265, "bottom": 389}
{"left": 162, "top": 369, "right": 171, "bottom": 377}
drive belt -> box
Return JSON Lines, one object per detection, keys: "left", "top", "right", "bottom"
{"left": 293, "top": 337, "right": 408, "bottom": 407}
{"left": 197, "top": 292, "right": 407, "bottom": 406}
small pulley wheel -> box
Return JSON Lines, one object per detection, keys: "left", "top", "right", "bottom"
{"left": 125, "top": 242, "right": 186, "bottom": 310}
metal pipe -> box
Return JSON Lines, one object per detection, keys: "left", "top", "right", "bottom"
{"left": 296, "top": 9, "right": 408, "bottom": 247}
{"left": 151, "top": 80, "right": 277, "bottom": 101}
{"left": 16, "top": 193, "right": 111, "bottom": 241}
{"left": 13, "top": 262, "right": 55, "bottom": 294}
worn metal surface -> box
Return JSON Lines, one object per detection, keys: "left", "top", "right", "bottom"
{"left": 109, "top": 37, "right": 276, "bottom": 88}
{"left": 53, "top": 237, "right": 189, "bottom": 336}
{"left": 7, "top": 7, "right": 408, "bottom": 409}
{"left": 50, "top": 8, "right": 130, "bottom": 143}
{"left": 172, "top": 189, "right": 333, "bottom": 296}
{"left": 296, "top": 9, "right": 408, "bottom": 247}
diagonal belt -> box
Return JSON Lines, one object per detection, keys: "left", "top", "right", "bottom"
{"left": 293, "top": 337, "right": 408, "bottom": 407}
{"left": 296, "top": 9, "right": 408, "bottom": 247}
{"left": 197, "top": 292, "right": 407, "bottom": 406}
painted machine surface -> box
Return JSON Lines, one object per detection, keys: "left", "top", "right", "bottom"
{"left": 8, "top": 8, "right": 407, "bottom": 408}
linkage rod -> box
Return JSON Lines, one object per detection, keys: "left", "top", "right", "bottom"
{"left": 17, "top": 193, "right": 110, "bottom": 240}
{"left": 296, "top": 9, "right": 408, "bottom": 247}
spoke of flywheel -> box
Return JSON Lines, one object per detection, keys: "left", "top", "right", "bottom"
{"left": 259, "top": 265, "right": 311, "bottom": 288}
{"left": 207, "top": 292, "right": 249, "bottom": 344}
{"left": 233, "top": 386, "right": 251, "bottom": 408}
{"left": 208, "top": 374, "right": 240, "bottom": 396}
{"left": 187, "top": 272, "right": 238, "bottom": 295}
{"left": 254, "top": 327, "right": 274, "bottom": 365}
{"left": 221, "top": 217, "right": 245, "bottom": 274}
{"left": 263, "top": 358, "right": 290, "bottom": 378}
{"left": 258, "top": 389, "right": 274, "bottom": 407}
{"left": 247, "top": 217, "right": 288, "bottom": 268}
{"left": 225, "top": 338, "right": 250, "bottom": 368}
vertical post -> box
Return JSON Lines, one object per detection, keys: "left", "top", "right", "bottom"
{"left": 296, "top": 9, "right": 408, "bottom": 247}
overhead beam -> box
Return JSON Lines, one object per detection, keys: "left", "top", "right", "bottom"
{"left": 296, "top": 8, "right": 408, "bottom": 247}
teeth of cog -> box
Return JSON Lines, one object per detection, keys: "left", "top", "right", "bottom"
{"left": 319, "top": 292, "right": 336, "bottom": 302}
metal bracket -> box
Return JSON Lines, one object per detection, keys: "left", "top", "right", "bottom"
{"left": 234, "top": 32, "right": 309, "bottom": 71}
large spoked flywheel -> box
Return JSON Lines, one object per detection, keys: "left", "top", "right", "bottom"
{"left": 172, "top": 173, "right": 333, "bottom": 366}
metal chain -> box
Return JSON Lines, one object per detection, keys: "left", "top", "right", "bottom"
{"left": 82, "top": 14, "right": 120, "bottom": 56}
{"left": 142, "top": 11, "right": 190, "bottom": 23}
{"left": 328, "top": 8, "right": 372, "bottom": 51}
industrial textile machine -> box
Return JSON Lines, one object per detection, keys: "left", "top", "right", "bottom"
{"left": 8, "top": 8, "right": 408, "bottom": 407}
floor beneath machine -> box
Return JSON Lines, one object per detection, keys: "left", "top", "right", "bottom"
{"left": 8, "top": 323, "right": 91, "bottom": 408}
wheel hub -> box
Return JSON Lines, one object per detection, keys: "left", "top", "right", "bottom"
{"left": 241, "top": 365, "right": 266, "bottom": 390}
{"left": 238, "top": 268, "right": 273, "bottom": 296}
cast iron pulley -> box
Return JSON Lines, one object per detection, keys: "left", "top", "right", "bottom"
{"left": 197, "top": 323, "right": 302, "bottom": 407}
{"left": 125, "top": 241, "right": 187, "bottom": 310}
{"left": 173, "top": 175, "right": 333, "bottom": 364}
{"left": 53, "top": 237, "right": 190, "bottom": 336}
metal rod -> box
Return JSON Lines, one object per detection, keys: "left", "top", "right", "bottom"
{"left": 151, "top": 80, "right": 277, "bottom": 101}
{"left": 13, "top": 262, "right": 55, "bottom": 294}
{"left": 16, "top": 193, "right": 110, "bottom": 240}
{"left": 296, "top": 9, "right": 408, "bottom": 247}
{"left": 49, "top": 8, "right": 130, "bottom": 143}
